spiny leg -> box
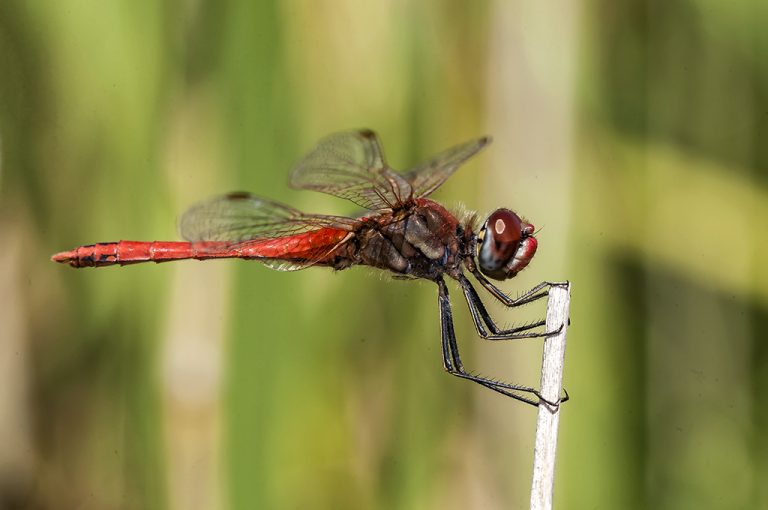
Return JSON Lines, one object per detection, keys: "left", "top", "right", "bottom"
{"left": 472, "top": 269, "right": 568, "bottom": 308}
{"left": 436, "top": 277, "right": 560, "bottom": 407}
{"left": 462, "top": 274, "right": 569, "bottom": 401}
{"left": 458, "top": 274, "right": 549, "bottom": 340}
{"left": 438, "top": 277, "right": 464, "bottom": 373}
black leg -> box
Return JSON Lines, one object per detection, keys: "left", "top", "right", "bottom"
{"left": 436, "top": 277, "right": 561, "bottom": 407}
{"left": 458, "top": 274, "right": 550, "bottom": 340}
{"left": 472, "top": 269, "right": 568, "bottom": 308}
{"left": 438, "top": 277, "right": 464, "bottom": 372}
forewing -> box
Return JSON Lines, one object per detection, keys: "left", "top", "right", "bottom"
{"left": 404, "top": 136, "right": 491, "bottom": 198}
{"left": 289, "top": 129, "right": 412, "bottom": 210}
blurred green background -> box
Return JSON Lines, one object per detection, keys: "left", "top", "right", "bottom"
{"left": 1, "top": 1, "right": 766, "bottom": 509}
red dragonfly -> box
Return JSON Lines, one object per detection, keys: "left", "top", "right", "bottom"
{"left": 53, "top": 129, "right": 566, "bottom": 406}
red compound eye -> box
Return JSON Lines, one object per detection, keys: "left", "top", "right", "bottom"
{"left": 477, "top": 209, "right": 522, "bottom": 279}
{"left": 489, "top": 209, "right": 522, "bottom": 245}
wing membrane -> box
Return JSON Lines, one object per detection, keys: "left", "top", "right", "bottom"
{"left": 404, "top": 136, "right": 490, "bottom": 198}
{"left": 290, "top": 130, "right": 491, "bottom": 209}
{"left": 180, "top": 192, "right": 355, "bottom": 243}
{"left": 289, "top": 129, "right": 412, "bottom": 210}
{"left": 179, "top": 192, "right": 356, "bottom": 271}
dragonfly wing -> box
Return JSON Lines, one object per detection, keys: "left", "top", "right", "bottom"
{"left": 404, "top": 136, "right": 491, "bottom": 198}
{"left": 180, "top": 192, "right": 355, "bottom": 242}
{"left": 179, "top": 192, "right": 356, "bottom": 271}
{"left": 261, "top": 258, "right": 323, "bottom": 272}
{"left": 289, "top": 129, "right": 412, "bottom": 210}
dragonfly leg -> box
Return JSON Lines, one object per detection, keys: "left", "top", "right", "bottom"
{"left": 458, "top": 274, "right": 551, "bottom": 340}
{"left": 436, "top": 278, "right": 563, "bottom": 407}
{"left": 472, "top": 269, "right": 568, "bottom": 308}
{"left": 438, "top": 277, "right": 464, "bottom": 373}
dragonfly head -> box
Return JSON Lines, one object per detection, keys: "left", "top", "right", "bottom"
{"left": 476, "top": 209, "right": 537, "bottom": 280}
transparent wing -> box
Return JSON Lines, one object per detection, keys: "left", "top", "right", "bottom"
{"left": 180, "top": 192, "right": 356, "bottom": 243}
{"left": 179, "top": 192, "right": 356, "bottom": 271}
{"left": 404, "top": 136, "right": 491, "bottom": 198}
{"left": 289, "top": 129, "right": 413, "bottom": 210}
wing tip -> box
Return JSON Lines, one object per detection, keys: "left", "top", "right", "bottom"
{"left": 225, "top": 191, "right": 254, "bottom": 200}
{"left": 357, "top": 128, "right": 377, "bottom": 139}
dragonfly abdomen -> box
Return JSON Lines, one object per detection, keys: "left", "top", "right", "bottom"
{"left": 51, "top": 241, "right": 234, "bottom": 268}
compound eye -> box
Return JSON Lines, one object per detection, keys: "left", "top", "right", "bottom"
{"left": 477, "top": 209, "right": 522, "bottom": 279}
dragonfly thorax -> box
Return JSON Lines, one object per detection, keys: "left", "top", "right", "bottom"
{"left": 350, "top": 199, "right": 463, "bottom": 280}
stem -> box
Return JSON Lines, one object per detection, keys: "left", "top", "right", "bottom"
{"left": 530, "top": 283, "right": 571, "bottom": 510}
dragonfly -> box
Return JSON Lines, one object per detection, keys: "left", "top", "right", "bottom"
{"left": 52, "top": 129, "right": 567, "bottom": 406}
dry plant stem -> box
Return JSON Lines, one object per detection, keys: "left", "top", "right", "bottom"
{"left": 530, "top": 283, "right": 571, "bottom": 510}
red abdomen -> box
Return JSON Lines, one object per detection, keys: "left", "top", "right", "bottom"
{"left": 51, "top": 228, "right": 352, "bottom": 268}
{"left": 51, "top": 241, "right": 233, "bottom": 268}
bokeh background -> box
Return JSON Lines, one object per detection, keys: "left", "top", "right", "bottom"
{"left": 1, "top": 1, "right": 766, "bottom": 509}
